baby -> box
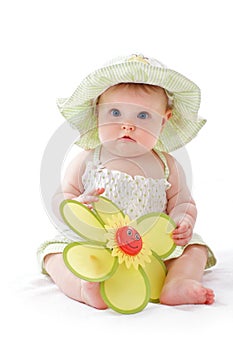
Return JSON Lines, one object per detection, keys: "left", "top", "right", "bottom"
{"left": 39, "top": 54, "right": 216, "bottom": 309}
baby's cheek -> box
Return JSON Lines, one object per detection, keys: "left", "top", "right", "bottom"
{"left": 99, "top": 125, "right": 117, "bottom": 143}
{"left": 137, "top": 131, "right": 158, "bottom": 149}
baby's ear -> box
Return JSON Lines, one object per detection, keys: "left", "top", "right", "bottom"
{"left": 161, "top": 110, "right": 172, "bottom": 128}
{"left": 162, "top": 109, "right": 172, "bottom": 130}
{"left": 166, "top": 109, "right": 173, "bottom": 121}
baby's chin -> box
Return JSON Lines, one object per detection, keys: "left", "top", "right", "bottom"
{"left": 101, "top": 140, "right": 154, "bottom": 157}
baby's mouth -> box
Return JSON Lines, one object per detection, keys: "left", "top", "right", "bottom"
{"left": 119, "top": 135, "right": 136, "bottom": 142}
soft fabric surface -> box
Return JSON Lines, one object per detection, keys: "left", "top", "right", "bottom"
{"left": 5, "top": 249, "right": 233, "bottom": 349}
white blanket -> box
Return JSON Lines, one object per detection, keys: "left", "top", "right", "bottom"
{"left": 5, "top": 249, "right": 233, "bottom": 350}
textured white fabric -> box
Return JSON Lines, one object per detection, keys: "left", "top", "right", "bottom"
{"left": 82, "top": 160, "right": 171, "bottom": 220}
{"left": 12, "top": 250, "right": 233, "bottom": 347}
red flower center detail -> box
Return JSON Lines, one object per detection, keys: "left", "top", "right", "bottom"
{"left": 116, "top": 226, "right": 142, "bottom": 256}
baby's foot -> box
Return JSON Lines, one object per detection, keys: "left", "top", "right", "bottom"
{"left": 80, "top": 280, "right": 108, "bottom": 310}
{"left": 160, "top": 279, "right": 215, "bottom": 306}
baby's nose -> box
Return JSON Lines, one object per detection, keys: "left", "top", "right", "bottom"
{"left": 121, "top": 123, "right": 135, "bottom": 131}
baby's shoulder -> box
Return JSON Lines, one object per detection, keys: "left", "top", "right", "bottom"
{"left": 65, "top": 148, "right": 93, "bottom": 175}
{"left": 162, "top": 152, "right": 187, "bottom": 183}
{"left": 160, "top": 151, "right": 176, "bottom": 169}
{"left": 72, "top": 148, "right": 94, "bottom": 164}
{"left": 159, "top": 152, "right": 184, "bottom": 176}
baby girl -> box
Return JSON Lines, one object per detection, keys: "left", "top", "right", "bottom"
{"left": 38, "top": 54, "right": 216, "bottom": 309}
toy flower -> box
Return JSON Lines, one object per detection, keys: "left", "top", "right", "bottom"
{"left": 60, "top": 197, "right": 176, "bottom": 314}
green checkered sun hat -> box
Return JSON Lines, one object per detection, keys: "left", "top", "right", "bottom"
{"left": 57, "top": 54, "right": 206, "bottom": 152}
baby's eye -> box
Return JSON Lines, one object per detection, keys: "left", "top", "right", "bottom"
{"left": 137, "top": 111, "right": 149, "bottom": 119}
{"left": 110, "top": 109, "right": 121, "bottom": 117}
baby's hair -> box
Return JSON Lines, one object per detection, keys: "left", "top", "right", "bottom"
{"left": 96, "top": 83, "right": 173, "bottom": 111}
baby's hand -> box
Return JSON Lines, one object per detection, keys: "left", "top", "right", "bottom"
{"left": 172, "top": 220, "right": 193, "bottom": 246}
{"left": 72, "top": 188, "right": 105, "bottom": 209}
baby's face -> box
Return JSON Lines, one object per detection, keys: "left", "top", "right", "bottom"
{"left": 97, "top": 85, "right": 171, "bottom": 157}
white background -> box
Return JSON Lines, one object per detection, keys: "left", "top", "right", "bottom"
{"left": 1, "top": 0, "right": 233, "bottom": 348}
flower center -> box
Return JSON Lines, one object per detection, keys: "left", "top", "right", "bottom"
{"left": 116, "top": 226, "right": 142, "bottom": 256}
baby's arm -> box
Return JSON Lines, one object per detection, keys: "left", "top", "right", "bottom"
{"left": 52, "top": 149, "right": 104, "bottom": 218}
{"left": 165, "top": 154, "right": 197, "bottom": 246}
{"left": 52, "top": 150, "right": 89, "bottom": 218}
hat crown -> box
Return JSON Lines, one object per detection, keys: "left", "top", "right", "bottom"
{"left": 103, "top": 54, "right": 166, "bottom": 69}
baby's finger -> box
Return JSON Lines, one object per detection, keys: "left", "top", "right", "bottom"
{"left": 89, "top": 188, "right": 105, "bottom": 196}
{"left": 82, "top": 195, "right": 99, "bottom": 204}
{"left": 173, "top": 237, "right": 190, "bottom": 246}
{"left": 173, "top": 227, "right": 184, "bottom": 235}
{"left": 173, "top": 224, "right": 189, "bottom": 235}
{"left": 172, "top": 231, "right": 191, "bottom": 240}
{"left": 85, "top": 204, "right": 93, "bottom": 210}
{"left": 96, "top": 187, "right": 105, "bottom": 195}
{"left": 172, "top": 231, "right": 192, "bottom": 246}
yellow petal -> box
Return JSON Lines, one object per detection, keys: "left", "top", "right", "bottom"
{"left": 63, "top": 242, "right": 117, "bottom": 282}
{"left": 101, "top": 264, "right": 150, "bottom": 314}
{"left": 93, "top": 196, "right": 125, "bottom": 225}
{"left": 143, "top": 253, "right": 167, "bottom": 302}
{"left": 136, "top": 213, "right": 176, "bottom": 258}
{"left": 60, "top": 200, "right": 107, "bottom": 243}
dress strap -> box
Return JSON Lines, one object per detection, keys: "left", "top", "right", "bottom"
{"left": 93, "top": 145, "right": 101, "bottom": 165}
{"left": 154, "top": 150, "right": 170, "bottom": 180}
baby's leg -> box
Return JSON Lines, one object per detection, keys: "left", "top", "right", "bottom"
{"left": 160, "top": 245, "right": 215, "bottom": 305}
{"left": 44, "top": 253, "right": 108, "bottom": 309}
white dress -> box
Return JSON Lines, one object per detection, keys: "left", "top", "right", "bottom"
{"left": 82, "top": 147, "right": 171, "bottom": 220}
{"left": 37, "top": 146, "right": 216, "bottom": 272}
